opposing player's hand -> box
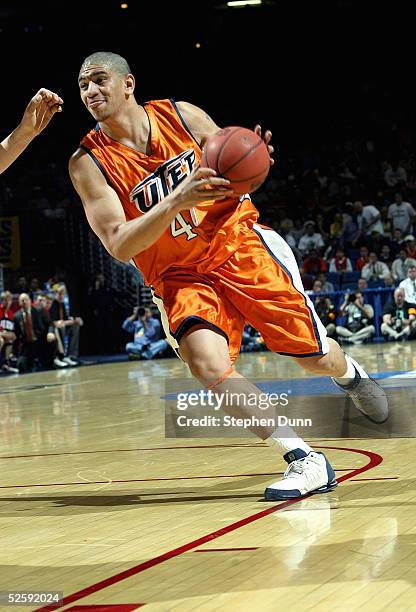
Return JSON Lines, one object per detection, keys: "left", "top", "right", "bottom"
{"left": 171, "top": 166, "right": 235, "bottom": 211}
{"left": 254, "top": 125, "right": 274, "bottom": 165}
{"left": 20, "top": 88, "right": 63, "bottom": 138}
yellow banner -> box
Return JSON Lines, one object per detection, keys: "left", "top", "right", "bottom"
{"left": 0, "top": 216, "right": 21, "bottom": 268}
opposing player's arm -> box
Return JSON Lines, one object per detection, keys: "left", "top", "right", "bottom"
{"left": 68, "top": 149, "right": 233, "bottom": 262}
{"left": 0, "top": 89, "right": 63, "bottom": 174}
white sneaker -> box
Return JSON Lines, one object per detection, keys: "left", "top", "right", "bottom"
{"left": 264, "top": 449, "right": 337, "bottom": 501}
{"left": 63, "top": 356, "right": 78, "bottom": 366}
{"left": 54, "top": 357, "right": 69, "bottom": 368}
{"left": 2, "top": 363, "right": 19, "bottom": 374}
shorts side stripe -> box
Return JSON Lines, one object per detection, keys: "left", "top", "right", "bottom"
{"left": 252, "top": 224, "right": 328, "bottom": 355}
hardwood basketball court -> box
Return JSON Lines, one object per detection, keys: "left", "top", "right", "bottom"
{"left": 1, "top": 343, "right": 415, "bottom": 611}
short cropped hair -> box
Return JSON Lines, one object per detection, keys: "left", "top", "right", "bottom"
{"left": 80, "top": 51, "right": 131, "bottom": 76}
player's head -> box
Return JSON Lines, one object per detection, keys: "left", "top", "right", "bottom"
{"left": 78, "top": 51, "right": 135, "bottom": 121}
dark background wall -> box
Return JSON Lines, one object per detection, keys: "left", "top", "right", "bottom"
{"left": 0, "top": 0, "right": 413, "bottom": 355}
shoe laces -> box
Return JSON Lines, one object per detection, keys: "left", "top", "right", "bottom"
{"left": 284, "top": 454, "right": 322, "bottom": 487}
{"left": 284, "top": 457, "right": 309, "bottom": 478}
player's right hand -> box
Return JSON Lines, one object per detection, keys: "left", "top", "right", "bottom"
{"left": 170, "top": 166, "right": 235, "bottom": 211}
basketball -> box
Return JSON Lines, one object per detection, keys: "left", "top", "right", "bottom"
{"left": 201, "top": 126, "right": 271, "bottom": 195}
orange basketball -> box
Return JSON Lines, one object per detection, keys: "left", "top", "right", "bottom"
{"left": 201, "top": 126, "right": 271, "bottom": 195}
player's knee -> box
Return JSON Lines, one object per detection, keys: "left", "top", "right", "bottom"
{"left": 187, "top": 354, "right": 230, "bottom": 384}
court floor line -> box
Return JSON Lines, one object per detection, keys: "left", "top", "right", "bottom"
{"left": 0, "top": 439, "right": 379, "bottom": 461}
{"left": 35, "top": 445, "right": 382, "bottom": 612}
{"left": 0, "top": 469, "right": 355, "bottom": 490}
{"left": 0, "top": 443, "right": 266, "bottom": 460}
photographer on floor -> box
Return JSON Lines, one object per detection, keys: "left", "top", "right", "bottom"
{"left": 122, "top": 306, "right": 168, "bottom": 360}
{"left": 381, "top": 287, "right": 416, "bottom": 341}
{"left": 336, "top": 291, "right": 375, "bottom": 345}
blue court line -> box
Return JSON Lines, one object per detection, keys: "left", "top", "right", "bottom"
{"left": 163, "top": 370, "right": 413, "bottom": 400}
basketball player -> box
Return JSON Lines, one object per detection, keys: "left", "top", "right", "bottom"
{"left": 69, "top": 52, "right": 388, "bottom": 501}
{"left": 0, "top": 88, "right": 63, "bottom": 174}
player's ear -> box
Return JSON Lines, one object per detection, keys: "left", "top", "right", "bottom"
{"left": 125, "top": 73, "right": 135, "bottom": 95}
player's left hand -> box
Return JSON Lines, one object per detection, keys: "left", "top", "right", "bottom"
{"left": 20, "top": 88, "right": 63, "bottom": 137}
{"left": 254, "top": 125, "right": 274, "bottom": 165}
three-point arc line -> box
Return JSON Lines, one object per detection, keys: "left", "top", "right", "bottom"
{"left": 35, "top": 445, "right": 383, "bottom": 611}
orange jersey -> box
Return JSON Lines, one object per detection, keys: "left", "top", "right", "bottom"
{"left": 80, "top": 99, "right": 259, "bottom": 286}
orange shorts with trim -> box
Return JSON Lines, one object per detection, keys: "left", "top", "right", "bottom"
{"left": 152, "top": 224, "right": 328, "bottom": 363}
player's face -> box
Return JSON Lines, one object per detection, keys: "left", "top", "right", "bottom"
{"left": 78, "top": 64, "right": 125, "bottom": 121}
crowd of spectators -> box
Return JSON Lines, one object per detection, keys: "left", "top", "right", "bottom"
{"left": 3, "top": 109, "right": 416, "bottom": 366}
{"left": 0, "top": 275, "right": 83, "bottom": 374}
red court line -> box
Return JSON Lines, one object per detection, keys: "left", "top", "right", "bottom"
{"left": 0, "top": 443, "right": 264, "bottom": 460}
{"left": 0, "top": 469, "right": 354, "bottom": 490}
{"left": 35, "top": 445, "right": 382, "bottom": 611}
{"left": 66, "top": 606, "right": 144, "bottom": 611}
{"left": 350, "top": 476, "right": 398, "bottom": 481}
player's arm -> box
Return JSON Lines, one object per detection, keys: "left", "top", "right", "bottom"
{"left": 0, "top": 89, "right": 63, "bottom": 174}
{"left": 68, "top": 149, "right": 233, "bottom": 262}
{"left": 177, "top": 101, "right": 274, "bottom": 163}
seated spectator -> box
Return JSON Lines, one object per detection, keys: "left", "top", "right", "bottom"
{"left": 329, "top": 248, "right": 353, "bottom": 274}
{"left": 381, "top": 288, "right": 416, "bottom": 341}
{"left": 314, "top": 296, "right": 337, "bottom": 338}
{"left": 13, "top": 293, "right": 58, "bottom": 372}
{"left": 357, "top": 278, "right": 369, "bottom": 292}
{"left": 404, "top": 234, "right": 416, "bottom": 259}
{"left": 34, "top": 293, "right": 52, "bottom": 313}
{"left": 122, "top": 306, "right": 168, "bottom": 360}
{"left": 355, "top": 245, "right": 370, "bottom": 272}
{"left": 49, "top": 285, "right": 83, "bottom": 366}
{"left": 306, "top": 279, "right": 324, "bottom": 296}
{"left": 317, "top": 272, "right": 335, "bottom": 293}
{"left": 297, "top": 221, "right": 325, "bottom": 255}
{"left": 329, "top": 212, "right": 345, "bottom": 241}
{"left": 336, "top": 291, "right": 375, "bottom": 345}
{"left": 399, "top": 265, "right": 416, "bottom": 306}
{"left": 361, "top": 252, "right": 390, "bottom": 281}
{"left": 378, "top": 244, "right": 393, "bottom": 267}
{"left": 391, "top": 249, "right": 416, "bottom": 283}
{"left": 241, "top": 324, "right": 266, "bottom": 352}
{"left": 301, "top": 249, "right": 327, "bottom": 275}
{"left": 0, "top": 290, "right": 18, "bottom": 373}
{"left": 391, "top": 228, "right": 404, "bottom": 257}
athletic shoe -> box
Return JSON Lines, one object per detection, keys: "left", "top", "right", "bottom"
{"left": 54, "top": 357, "right": 69, "bottom": 368}
{"left": 332, "top": 367, "right": 389, "bottom": 424}
{"left": 2, "top": 363, "right": 19, "bottom": 374}
{"left": 264, "top": 448, "right": 337, "bottom": 501}
{"left": 63, "top": 356, "right": 78, "bottom": 366}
